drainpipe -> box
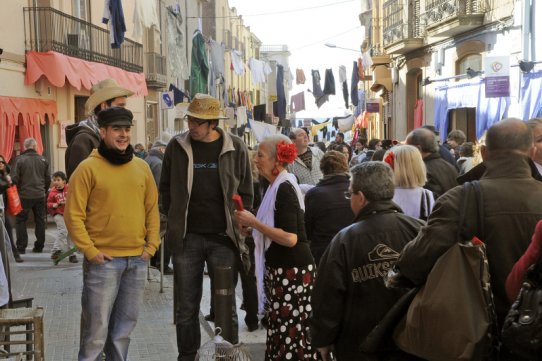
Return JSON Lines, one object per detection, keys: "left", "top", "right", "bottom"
{"left": 522, "top": 0, "right": 531, "bottom": 61}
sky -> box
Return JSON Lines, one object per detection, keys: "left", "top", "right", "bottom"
{"left": 228, "top": 0, "right": 364, "bottom": 117}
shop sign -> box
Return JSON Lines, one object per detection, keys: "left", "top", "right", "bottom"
{"left": 485, "top": 56, "right": 510, "bottom": 98}
{"left": 366, "top": 99, "right": 380, "bottom": 113}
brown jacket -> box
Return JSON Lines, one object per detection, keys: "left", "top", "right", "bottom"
{"left": 396, "top": 153, "right": 542, "bottom": 325}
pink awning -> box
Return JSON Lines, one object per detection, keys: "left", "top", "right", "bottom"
{"left": 0, "top": 96, "right": 57, "bottom": 161}
{"left": 25, "top": 51, "right": 148, "bottom": 96}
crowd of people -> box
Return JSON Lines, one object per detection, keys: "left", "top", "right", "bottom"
{"left": 1, "top": 80, "right": 542, "bottom": 361}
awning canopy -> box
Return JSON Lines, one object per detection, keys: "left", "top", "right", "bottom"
{"left": 371, "top": 65, "right": 392, "bottom": 93}
{"left": 0, "top": 96, "right": 57, "bottom": 162}
{"left": 25, "top": 51, "right": 148, "bottom": 96}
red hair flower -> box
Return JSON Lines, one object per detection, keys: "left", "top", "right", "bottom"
{"left": 276, "top": 141, "right": 297, "bottom": 164}
{"left": 384, "top": 151, "right": 394, "bottom": 169}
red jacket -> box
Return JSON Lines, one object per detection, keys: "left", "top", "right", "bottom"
{"left": 47, "top": 185, "right": 68, "bottom": 216}
{"left": 505, "top": 220, "right": 542, "bottom": 302}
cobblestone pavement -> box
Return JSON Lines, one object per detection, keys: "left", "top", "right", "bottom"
{"left": 6, "top": 224, "right": 265, "bottom": 360}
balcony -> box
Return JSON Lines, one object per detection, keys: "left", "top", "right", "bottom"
{"left": 423, "top": 0, "right": 484, "bottom": 38}
{"left": 24, "top": 7, "right": 143, "bottom": 73}
{"left": 383, "top": 0, "right": 424, "bottom": 54}
{"left": 145, "top": 52, "right": 167, "bottom": 89}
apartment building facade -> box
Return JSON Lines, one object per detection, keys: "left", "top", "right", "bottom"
{"left": 362, "top": 0, "right": 541, "bottom": 142}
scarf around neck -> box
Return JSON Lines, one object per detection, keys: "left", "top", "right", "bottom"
{"left": 98, "top": 140, "right": 134, "bottom": 165}
{"left": 253, "top": 169, "right": 305, "bottom": 313}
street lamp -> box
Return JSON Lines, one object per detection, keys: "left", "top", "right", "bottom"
{"left": 324, "top": 43, "right": 360, "bottom": 52}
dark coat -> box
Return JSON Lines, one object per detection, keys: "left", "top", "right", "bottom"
{"left": 310, "top": 200, "right": 424, "bottom": 360}
{"left": 145, "top": 149, "right": 164, "bottom": 187}
{"left": 304, "top": 174, "right": 354, "bottom": 265}
{"left": 423, "top": 152, "right": 458, "bottom": 197}
{"left": 11, "top": 149, "right": 50, "bottom": 199}
{"left": 396, "top": 154, "right": 542, "bottom": 327}
{"left": 65, "top": 120, "right": 100, "bottom": 180}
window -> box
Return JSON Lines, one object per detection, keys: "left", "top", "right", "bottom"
{"left": 72, "top": 0, "right": 90, "bottom": 21}
{"left": 457, "top": 54, "right": 482, "bottom": 75}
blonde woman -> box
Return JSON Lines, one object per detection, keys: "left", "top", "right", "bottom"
{"left": 384, "top": 145, "right": 435, "bottom": 220}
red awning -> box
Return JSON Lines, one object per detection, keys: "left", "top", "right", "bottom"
{"left": 0, "top": 96, "right": 57, "bottom": 162}
{"left": 25, "top": 51, "right": 148, "bottom": 97}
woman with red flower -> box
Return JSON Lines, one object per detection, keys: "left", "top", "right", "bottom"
{"left": 234, "top": 134, "right": 319, "bottom": 360}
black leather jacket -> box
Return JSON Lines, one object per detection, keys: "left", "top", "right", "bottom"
{"left": 310, "top": 200, "right": 424, "bottom": 360}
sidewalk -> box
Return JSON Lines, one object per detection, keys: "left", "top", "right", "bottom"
{"left": 7, "top": 225, "right": 266, "bottom": 360}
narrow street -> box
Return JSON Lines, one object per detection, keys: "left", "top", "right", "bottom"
{"left": 8, "top": 225, "right": 265, "bottom": 360}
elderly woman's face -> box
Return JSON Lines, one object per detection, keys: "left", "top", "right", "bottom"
{"left": 255, "top": 143, "right": 278, "bottom": 181}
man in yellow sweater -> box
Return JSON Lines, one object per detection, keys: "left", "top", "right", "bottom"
{"left": 65, "top": 107, "right": 160, "bottom": 361}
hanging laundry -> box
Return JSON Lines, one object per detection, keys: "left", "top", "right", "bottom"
{"left": 169, "top": 84, "right": 189, "bottom": 104}
{"left": 358, "top": 58, "right": 364, "bottom": 80}
{"left": 362, "top": 51, "right": 373, "bottom": 69}
{"left": 311, "top": 69, "right": 328, "bottom": 108}
{"left": 248, "top": 118, "right": 279, "bottom": 142}
{"left": 338, "top": 65, "right": 349, "bottom": 108}
{"left": 231, "top": 50, "right": 245, "bottom": 75}
{"left": 288, "top": 68, "right": 294, "bottom": 90}
{"left": 323, "top": 68, "right": 336, "bottom": 95}
{"left": 296, "top": 69, "right": 306, "bottom": 84}
{"left": 208, "top": 39, "right": 225, "bottom": 98}
{"left": 290, "top": 92, "right": 306, "bottom": 112}
{"left": 351, "top": 61, "right": 359, "bottom": 107}
{"left": 166, "top": 6, "right": 189, "bottom": 80}
{"left": 276, "top": 64, "right": 286, "bottom": 119}
{"left": 236, "top": 106, "right": 248, "bottom": 128}
{"left": 224, "top": 107, "right": 236, "bottom": 127}
{"left": 102, "top": 0, "right": 126, "bottom": 49}
{"left": 253, "top": 104, "right": 266, "bottom": 121}
{"left": 414, "top": 99, "right": 424, "bottom": 128}
{"left": 189, "top": 30, "right": 209, "bottom": 96}
{"left": 248, "top": 58, "right": 267, "bottom": 85}
{"left": 354, "top": 90, "right": 365, "bottom": 117}
{"left": 132, "top": 0, "right": 160, "bottom": 40}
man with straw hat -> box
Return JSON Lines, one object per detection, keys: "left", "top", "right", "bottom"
{"left": 160, "top": 93, "right": 253, "bottom": 360}
{"left": 65, "top": 79, "right": 133, "bottom": 179}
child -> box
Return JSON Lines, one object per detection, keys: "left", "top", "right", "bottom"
{"left": 47, "top": 171, "right": 78, "bottom": 263}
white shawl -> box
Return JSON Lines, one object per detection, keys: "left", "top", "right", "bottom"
{"left": 253, "top": 170, "right": 305, "bottom": 313}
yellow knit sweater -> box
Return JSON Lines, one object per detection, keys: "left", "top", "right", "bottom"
{"left": 65, "top": 150, "right": 160, "bottom": 260}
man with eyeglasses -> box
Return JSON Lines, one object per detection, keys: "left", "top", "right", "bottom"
{"left": 310, "top": 162, "right": 424, "bottom": 360}
{"left": 160, "top": 94, "right": 253, "bottom": 361}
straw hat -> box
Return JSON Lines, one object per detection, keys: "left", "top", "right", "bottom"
{"left": 183, "top": 93, "right": 227, "bottom": 120}
{"left": 85, "top": 79, "right": 134, "bottom": 116}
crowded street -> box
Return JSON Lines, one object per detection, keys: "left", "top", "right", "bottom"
{"left": 2, "top": 0, "right": 542, "bottom": 360}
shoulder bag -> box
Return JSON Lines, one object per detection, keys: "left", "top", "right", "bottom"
{"left": 501, "top": 259, "right": 542, "bottom": 359}
{"left": 392, "top": 181, "right": 499, "bottom": 361}
{"left": 5, "top": 185, "right": 23, "bottom": 216}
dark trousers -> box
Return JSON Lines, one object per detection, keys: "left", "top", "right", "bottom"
{"left": 239, "top": 237, "right": 258, "bottom": 327}
{"left": 16, "top": 197, "right": 46, "bottom": 251}
{"left": 173, "top": 233, "right": 239, "bottom": 361}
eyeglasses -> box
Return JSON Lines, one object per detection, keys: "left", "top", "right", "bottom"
{"left": 344, "top": 190, "right": 357, "bottom": 199}
{"left": 187, "top": 117, "right": 209, "bottom": 127}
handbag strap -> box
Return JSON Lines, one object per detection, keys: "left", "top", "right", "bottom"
{"left": 458, "top": 181, "right": 484, "bottom": 242}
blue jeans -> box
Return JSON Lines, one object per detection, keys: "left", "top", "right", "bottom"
{"left": 79, "top": 256, "right": 147, "bottom": 361}
{"left": 173, "top": 233, "right": 239, "bottom": 361}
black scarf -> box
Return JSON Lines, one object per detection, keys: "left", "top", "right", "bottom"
{"left": 98, "top": 140, "right": 134, "bottom": 165}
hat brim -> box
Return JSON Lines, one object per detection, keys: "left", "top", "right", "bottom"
{"left": 85, "top": 87, "right": 134, "bottom": 116}
{"left": 185, "top": 109, "right": 228, "bottom": 120}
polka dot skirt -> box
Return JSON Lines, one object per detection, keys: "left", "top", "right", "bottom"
{"left": 264, "top": 264, "right": 320, "bottom": 361}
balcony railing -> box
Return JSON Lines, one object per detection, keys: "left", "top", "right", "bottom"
{"left": 382, "top": 0, "right": 423, "bottom": 54}
{"left": 24, "top": 7, "right": 143, "bottom": 73}
{"left": 145, "top": 52, "right": 167, "bottom": 88}
{"left": 423, "top": 0, "right": 483, "bottom": 30}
